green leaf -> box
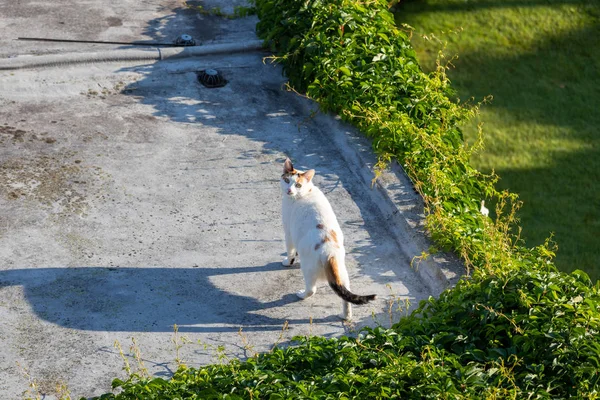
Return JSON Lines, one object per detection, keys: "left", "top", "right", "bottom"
{"left": 338, "top": 66, "right": 352, "bottom": 76}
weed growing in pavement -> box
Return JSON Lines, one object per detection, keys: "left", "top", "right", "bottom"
{"left": 238, "top": 327, "right": 256, "bottom": 358}
{"left": 18, "top": 362, "right": 42, "bottom": 400}
{"left": 18, "top": 362, "right": 72, "bottom": 400}
{"left": 114, "top": 337, "right": 149, "bottom": 381}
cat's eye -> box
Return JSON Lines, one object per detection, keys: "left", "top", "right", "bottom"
{"left": 283, "top": 177, "right": 290, "bottom": 183}
{"left": 295, "top": 183, "right": 302, "bottom": 188}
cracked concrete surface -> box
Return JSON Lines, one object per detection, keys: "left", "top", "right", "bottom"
{"left": 0, "top": 0, "right": 462, "bottom": 398}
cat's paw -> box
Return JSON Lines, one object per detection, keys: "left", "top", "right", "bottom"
{"left": 296, "top": 290, "right": 314, "bottom": 300}
{"left": 282, "top": 257, "right": 295, "bottom": 267}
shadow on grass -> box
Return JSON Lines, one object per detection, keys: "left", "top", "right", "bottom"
{"left": 448, "top": 25, "right": 600, "bottom": 129}
{"left": 448, "top": 21, "right": 600, "bottom": 278}
{"left": 497, "top": 148, "right": 600, "bottom": 280}
{"left": 397, "top": 0, "right": 600, "bottom": 278}
{"left": 394, "top": 0, "right": 598, "bottom": 13}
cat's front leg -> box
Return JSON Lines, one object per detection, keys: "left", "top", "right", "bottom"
{"left": 282, "top": 232, "right": 298, "bottom": 267}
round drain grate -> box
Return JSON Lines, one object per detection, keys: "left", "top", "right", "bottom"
{"left": 197, "top": 69, "right": 227, "bottom": 88}
{"left": 174, "top": 34, "right": 196, "bottom": 46}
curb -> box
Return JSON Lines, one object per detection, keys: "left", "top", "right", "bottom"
{"left": 0, "top": 40, "right": 265, "bottom": 70}
{"left": 299, "top": 102, "right": 464, "bottom": 296}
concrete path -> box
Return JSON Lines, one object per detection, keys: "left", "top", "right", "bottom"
{"left": 0, "top": 1, "right": 461, "bottom": 398}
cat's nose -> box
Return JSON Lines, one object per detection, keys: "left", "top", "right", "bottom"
{"left": 287, "top": 189, "right": 292, "bottom": 195}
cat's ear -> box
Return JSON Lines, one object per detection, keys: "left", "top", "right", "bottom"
{"left": 303, "top": 169, "right": 315, "bottom": 182}
{"left": 283, "top": 158, "right": 294, "bottom": 173}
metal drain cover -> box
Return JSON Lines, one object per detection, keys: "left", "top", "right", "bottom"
{"left": 174, "top": 34, "right": 196, "bottom": 46}
{"left": 197, "top": 69, "right": 227, "bottom": 88}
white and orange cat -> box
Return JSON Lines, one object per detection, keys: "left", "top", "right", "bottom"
{"left": 280, "top": 158, "right": 376, "bottom": 320}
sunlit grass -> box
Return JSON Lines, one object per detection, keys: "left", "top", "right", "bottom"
{"left": 395, "top": 0, "right": 600, "bottom": 280}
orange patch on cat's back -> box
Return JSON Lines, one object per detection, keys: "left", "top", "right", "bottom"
{"left": 316, "top": 229, "right": 339, "bottom": 250}
{"left": 329, "top": 230, "right": 339, "bottom": 246}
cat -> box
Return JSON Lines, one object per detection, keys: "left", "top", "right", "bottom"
{"left": 280, "top": 158, "right": 376, "bottom": 320}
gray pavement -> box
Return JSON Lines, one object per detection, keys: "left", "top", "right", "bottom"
{"left": 0, "top": 1, "right": 462, "bottom": 398}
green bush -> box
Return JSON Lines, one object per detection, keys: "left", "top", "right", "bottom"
{"left": 90, "top": 0, "right": 600, "bottom": 398}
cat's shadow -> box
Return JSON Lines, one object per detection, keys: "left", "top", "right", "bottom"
{"left": 0, "top": 263, "right": 339, "bottom": 333}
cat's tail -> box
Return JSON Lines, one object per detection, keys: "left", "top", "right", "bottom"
{"left": 325, "top": 256, "right": 376, "bottom": 305}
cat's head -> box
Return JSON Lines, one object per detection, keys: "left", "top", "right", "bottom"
{"left": 280, "top": 158, "right": 315, "bottom": 199}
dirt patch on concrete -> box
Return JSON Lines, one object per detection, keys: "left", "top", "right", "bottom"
{"left": 0, "top": 149, "right": 109, "bottom": 218}
{"left": 0, "top": 125, "right": 58, "bottom": 145}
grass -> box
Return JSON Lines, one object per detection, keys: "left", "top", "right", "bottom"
{"left": 394, "top": 0, "right": 600, "bottom": 280}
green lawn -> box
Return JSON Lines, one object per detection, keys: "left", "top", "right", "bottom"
{"left": 394, "top": 0, "right": 600, "bottom": 280}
